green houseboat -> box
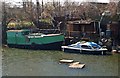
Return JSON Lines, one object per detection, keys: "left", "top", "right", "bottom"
{"left": 7, "top": 29, "right": 64, "bottom": 50}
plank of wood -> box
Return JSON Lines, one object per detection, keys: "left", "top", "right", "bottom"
{"left": 69, "top": 62, "right": 80, "bottom": 66}
{"left": 69, "top": 64, "right": 85, "bottom": 69}
{"left": 59, "top": 59, "right": 74, "bottom": 63}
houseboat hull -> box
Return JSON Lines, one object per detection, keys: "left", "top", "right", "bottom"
{"left": 8, "top": 41, "right": 63, "bottom": 50}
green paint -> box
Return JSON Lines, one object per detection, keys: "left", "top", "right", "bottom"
{"left": 7, "top": 29, "right": 64, "bottom": 45}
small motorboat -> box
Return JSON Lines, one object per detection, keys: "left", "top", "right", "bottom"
{"left": 61, "top": 41, "right": 107, "bottom": 55}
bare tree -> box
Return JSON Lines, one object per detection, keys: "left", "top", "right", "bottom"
{"left": 117, "top": 1, "right": 120, "bottom": 21}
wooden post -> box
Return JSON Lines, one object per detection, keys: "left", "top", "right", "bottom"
{"left": 0, "top": 2, "right": 2, "bottom": 77}
{"left": 2, "top": 2, "right": 7, "bottom": 45}
{"left": 0, "top": 1, "right": 2, "bottom": 46}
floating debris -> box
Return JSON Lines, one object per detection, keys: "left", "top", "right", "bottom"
{"left": 69, "top": 62, "right": 80, "bottom": 66}
{"left": 112, "top": 50, "right": 117, "bottom": 53}
{"left": 69, "top": 63, "right": 85, "bottom": 69}
{"left": 59, "top": 59, "right": 85, "bottom": 69}
{"left": 59, "top": 59, "right": 74, "bottom": 63}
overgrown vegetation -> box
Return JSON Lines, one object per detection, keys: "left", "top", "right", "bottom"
{"left": 2, "top": 0, "right": 120, "bottom": 44}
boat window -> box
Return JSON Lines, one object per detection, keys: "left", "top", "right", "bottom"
{"left": 90, "top": 43, "right": 101, "bottom": 49}
{"left": 92, "top": 45, "right": 101, "bottom": 49}
{"left": 73, "top": 45, "right": 81, "bottom": 48}
{"left": 92, "top": 46, "right": 98, "bottom": 49}
{"left": 81, "top": 45, "right": 91, "bottom": 49}
{"left": 68, "top": 43, "right": 80, "bottom": 48}
{"left": 25, "top": 36, "right": 30, "bottom": 42}
{"left": 22, "top": 31, "right": 29, "bottom": 35}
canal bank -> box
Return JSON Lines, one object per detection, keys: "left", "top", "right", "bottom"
{"left": 2, "top": 47, "right": 119, "bottom": 76}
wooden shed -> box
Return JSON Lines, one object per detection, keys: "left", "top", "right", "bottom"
{"left": 109, "top": 22, "right": 120, "bottom": 38}
{"left": 109, "top": 22, "right": 120, "bottom": 45}
{"left": 66, "top": 20, "right": 98, "bottom": 39}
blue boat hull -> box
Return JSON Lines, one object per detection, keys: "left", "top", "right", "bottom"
{"left": 8, "top": 41, "right": 63, "bottom": 50}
